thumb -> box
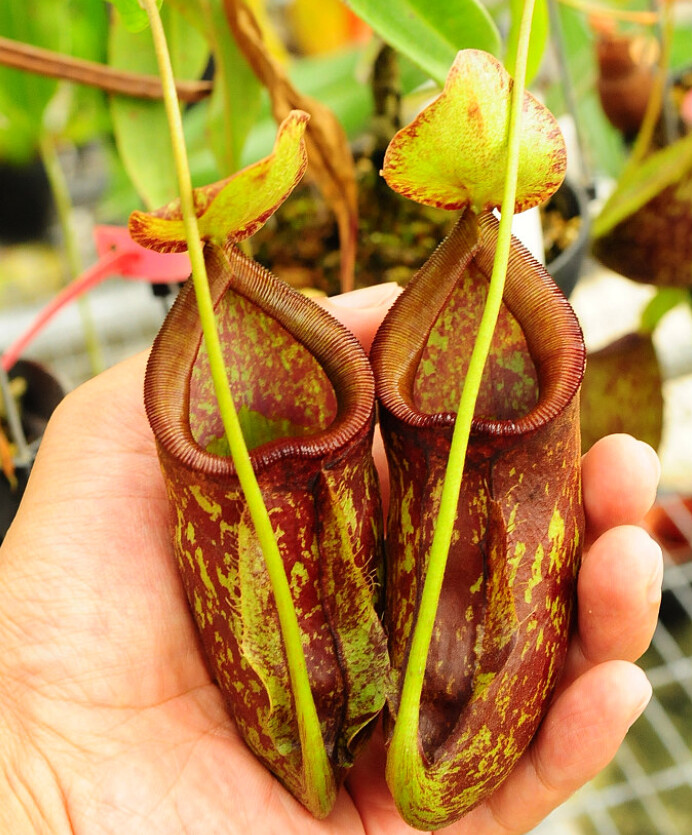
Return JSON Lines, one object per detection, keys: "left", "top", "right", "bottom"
{"left": 317, "top": 283, "right": 402, "bottom": 354}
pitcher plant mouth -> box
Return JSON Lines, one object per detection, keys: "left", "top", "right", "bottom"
{"left": 145, "top": 241, "right": 376, "bottom": 475}
{"left": 371, "top": 210, "right": 585, "bottom": 437}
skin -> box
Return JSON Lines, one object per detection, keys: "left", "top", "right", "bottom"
{"left": 0, "top": 285, "right": 662, "bottom": 835}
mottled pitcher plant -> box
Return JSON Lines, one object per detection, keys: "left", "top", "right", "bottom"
{"left": 132, "top": 113, "right": 389, "bottom": 817}
{"left": 372, "top": 211, "right": 585, "bottom": 825}
{"left": 370, "top": 50, "right": 586, "bottom": 828}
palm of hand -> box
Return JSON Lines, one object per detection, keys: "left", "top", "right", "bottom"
{"left": 0, "top": 349, "right": 660, "bottom": 835}
{"left": 0, "top": 356, "right": 409, "bottom": 835}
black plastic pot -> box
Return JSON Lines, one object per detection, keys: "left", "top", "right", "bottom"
{"left": 544, "top": 179, "right": 592, "bottom": 298}
{"left": 0, "top": 158, "right": 53, "bottom": 244}
{"left": 1, "top": 360, "right": 65, "bottom": 544}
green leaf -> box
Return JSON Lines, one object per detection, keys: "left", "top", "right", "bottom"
{"left": 108, "top": 2, "right": 210, "bottom": 209}
{"left": 108, "top": 0, "right": 161, "bottom": 33}
{"left": 345, "top": 0, "right": 501, "bottom": 85}
{"left": 167, "top": 0, "right": 262, "bottom": 176}
{"left": 593, "top": 131, "right": 692, "bottom": 239}
{"left": 382, "top": 50, "right": 566, "bottom": 214}
{"left": 505, "top": 0, "right": 549, "bottom": 85}
{"left": 59, "top": 0, "right": 111, "bottom": 147}
{"left": 129, "top": 110, "right": 309, "bottom": 250}
{"left": 0, "top": 0, "right": 65, "bottom": 158}
{"left": 0, "top": 0, "right": 110, "bottom": 159}
{"left": 639, "top": 287, "right": 691, "bottom": 334}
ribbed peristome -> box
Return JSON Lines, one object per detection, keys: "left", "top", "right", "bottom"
{"left": 370, "top": 209, "right": 585, "bottom": 437}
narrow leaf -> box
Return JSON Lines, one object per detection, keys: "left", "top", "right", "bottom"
{"left": 505, "top": 0, "right": 549, "bottom": 85}
{"left": 0, "top": 0, "right": 63, "bottom": 157}
{"left": 592, "top": 134, "right": 692, "bottom": 287}
{"left": 109, "top": 2, "right": 210, "bottom": 209}
{"left": 593, "top": 130, "right": 692, "bottom": 239}
{"left": 640, "top": 287, "right": 691, "bottom": 334}
{"left": 108, "top": 0, "right": 161, "bottom": 33}
{"left": 167, "top": 0, "right": 262, "bottom": 175}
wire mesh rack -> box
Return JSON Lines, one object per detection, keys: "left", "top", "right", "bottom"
{"left": 534, "top": 496, "right": 692, "bottom": 835}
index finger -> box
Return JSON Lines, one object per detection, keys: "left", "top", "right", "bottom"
{"left": 582, "top": 433, "right": 660, "bottom": 544}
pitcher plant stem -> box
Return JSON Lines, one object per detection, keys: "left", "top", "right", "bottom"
{"left": 39, "top": 132, "right": 104, "bottom": 376}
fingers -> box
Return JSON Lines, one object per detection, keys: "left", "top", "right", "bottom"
{"left": 318, "top": 284, "right": 402, "bottom": 505}
{"left": 346, "top": 726, "right": 422, "bottom": 835}
{"left": 444, "top": 662, "right": 651, "bottom": 835}
{"left": 556, "top": 434, "right": 663, "bottom": 689}
{"left": 558, "top": 523, "right": 662, "bottom": 690}
{"left": 317, "top": 282, "right": 402, "bottom": 354}
{"left": 582, "top": 434, "right": 660, "bottom": 544}
{"left": 579, "top": 525, "right": 662, "bottom": 662}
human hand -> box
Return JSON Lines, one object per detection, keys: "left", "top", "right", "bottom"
{"left": 0, "top": 285, "right": 661, "bottom": 834}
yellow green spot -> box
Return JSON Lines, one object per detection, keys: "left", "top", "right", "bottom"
{"left": 190, "top": 485, "right": 222, "bottom": 522}
{"left": 525, "top": 543, "right": 544, "bottom": 604}
{"left": 195, "top": 546, "right": 219, "bottom": 602}
{"left": 548, "top": 507, "right": 566, "bottom": 572}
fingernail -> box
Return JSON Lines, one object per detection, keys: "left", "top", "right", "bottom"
{"left": 647, "top": 540, "right": 664, "bottom": 606}
{"left": 326, "top": 282, "right": 402, "bottom": 310}
{"left": 628, "top": 680, "right": 653, "bottom": 729}
{"left": 637, "top": 440, "right": 662, "bottom": 486}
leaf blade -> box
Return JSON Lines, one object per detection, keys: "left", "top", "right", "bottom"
{"left": 108, "top": 2, "right": 210, "bottom": 209}
{"left": 129, "top": 109, "right": 309, "bottom": 250}
{"left": 382, "top": 50, "right": 566, "bottom": 214}
{"left": 345, "top": 0, "right": 501, "bottom": 84}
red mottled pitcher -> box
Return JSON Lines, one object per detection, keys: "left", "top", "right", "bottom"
{"left": 144, "top": 242, "right": 389, "bottom": 817}
{"left": 371, "top": 210, "right": 586, "bottom": 828}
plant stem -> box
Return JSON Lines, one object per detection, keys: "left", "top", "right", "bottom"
{"left": 556, "top": 0, "right": 658, "bottom": 25}
{"left": 625, "top": 0, "right": 674, "bottom": 172}
{"left": 139, "top": 0, "right": 333, "bottom": 813}
{"left": 389, "top": 0, "right": 537, "bottom": 779}
{"left": 39, "top": 132, "right": 104, "bottom": 376}
{"left": 0, "top": 36, "right": 211, "bottom": 102}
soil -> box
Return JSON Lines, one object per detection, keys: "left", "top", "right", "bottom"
{"left": 252, "top": 153, "right": 581, "bottom": 297}
{"left": 541, "top": 195, "right": 582, "bottom": 266}
{"left": 251, "top": 155, "right": 459, "bottom": 296}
